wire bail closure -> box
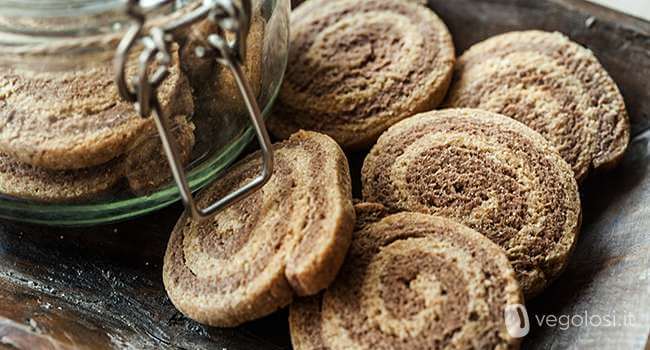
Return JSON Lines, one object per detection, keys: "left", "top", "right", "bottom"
{"left": 114, "top": 0, "right": 274, "bottom": 221}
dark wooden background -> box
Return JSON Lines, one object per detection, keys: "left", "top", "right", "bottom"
{"left": 1, "top": 0, "right": 649, "bottom": 349}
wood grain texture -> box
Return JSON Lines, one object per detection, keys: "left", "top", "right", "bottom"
{"left": 1, "top": 0, "right": 649, "bottom": 349}
{"left": 0, "top": 206, "right": 290, "bottom": 350}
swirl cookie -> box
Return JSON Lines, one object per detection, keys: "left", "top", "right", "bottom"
{"left": 163, "top": 131, "right": 355, "bottom": 327}
{"left": 446, "top": 30, "right": 630, "bottom": 181}
{"left": 362, "top": 109, "right": 581, "bottom": 298}
{"left": 0, "top": 154, "right": 123, "bottom": 203}
{"left": 290, "top": 204, "right": 523, "bottom": 350}
{"left": 268, "top": 0, "right": 455, "bottom": 150}
{"left": 0, "top": 48, "right": 194, "bottom": 170}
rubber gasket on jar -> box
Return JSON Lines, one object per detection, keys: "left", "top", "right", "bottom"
{"left": 0, "top": 48, "right": 194, "bottom": 170}
{"left": 446, "top": 30, "right": 630, "bottom": 182}
{"left": 163, "top": 131, "right": 355, "bottom": 327}
{"left": 268, "top": 0, "right": 455, "bottom": 150}
{"left": 362, "top": 108, "right": 581, "bottom": 298}
{"left": 290, "top": 203, "right": 523, "bottom": 350}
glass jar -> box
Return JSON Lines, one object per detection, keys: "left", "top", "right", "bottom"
{"left": 0, "top": 0, "right": 289, "bottom": 225}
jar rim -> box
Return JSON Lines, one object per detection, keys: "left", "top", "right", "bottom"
{"left": 0, "top": 0, "right": 199, "bottom": 70}
{"left": 0, "top": 0, "right": 176, "bottom": 17}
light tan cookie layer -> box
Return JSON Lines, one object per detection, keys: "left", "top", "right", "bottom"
{"left": 362, "top": 109, "right": 581, "bottom": 298}
{"left": 446, "top": 30, "right": 630, "bottom": 181}
{"left": 0, "top": 154, "right": 123, "bottom": 203}
{"left": 269, "top": 0, "right": 455, "bottom": 150}
{"left": 163, "top": 131, "right": 355, "bottom": 327}
{"left": 124, "top": 116, "right": 196, "bottom": 195}
{"left": 290, "top": 205, "right": 523, "bottom": 350}
{"left": 0, "top": 48, "right": 194, "bottom": 170}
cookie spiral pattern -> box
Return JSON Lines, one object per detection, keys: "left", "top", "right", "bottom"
{"left": 163, "top": 131, "right": 355, "bottom": 327}
{"left": 290, "top": 204, "right": 523, "bottom": 350}
{"left": 446, "top": 30, "right": 629, "bottom": 181}
{"left": 362, "top": 109, "right": 581, "bottom": 298}
{"left": 269, "top": 0, "right": 455, "bottom": 150}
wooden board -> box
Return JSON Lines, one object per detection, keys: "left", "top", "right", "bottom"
{"left": 1, "top": 0, "right": 649, "bottom": 349}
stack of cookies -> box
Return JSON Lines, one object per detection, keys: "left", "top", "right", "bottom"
{"left": 162, "top": 0, "right": 630, "bottom": 348}
{"left": 0, "top": 3, "right": 269, "bottom": 203}
{"left": 0, "top": 48, "right": 197, "bottom": 201}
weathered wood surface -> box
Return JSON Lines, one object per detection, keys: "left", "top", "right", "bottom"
{"left": 1, "top": 0, "right": 649, "bottom": 349}
{"left": 0, "top": 209, "right": 291, "bottom": 350}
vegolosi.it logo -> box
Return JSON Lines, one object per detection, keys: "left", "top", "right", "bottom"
{"left": 504, "top": 304, "right": 636, "bottom": 338}
{"left": 504, "top": 304, "right": 530, "bottom": 338}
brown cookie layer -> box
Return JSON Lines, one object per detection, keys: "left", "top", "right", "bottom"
{"left": 0, "top": 48, "right": 194, "bottom": 170}
{"left": 290, "top": 205, "right": 523, "bottom": 350}
{"left": 0, "top": 153, "right": 123, "bottom": 203}
{"left": 124, "top": 116, "right": 196, "bottom": 195}
{"left": 163, "top": 131, "right": 355, "bottom": 327}
{"left": 269, "top": 0, "right": 455, "bottom": 150}
{"left": 362, "top": 109, "right": 581, "bottom": 298}
{"left": 446, "top": 30, "right": 630, "bottom": 181}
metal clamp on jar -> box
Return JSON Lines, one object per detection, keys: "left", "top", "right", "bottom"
{"left": 114, "top": 0, "right": 273, "bottom": 221}
{"left": 0, "top": 0, "right": 289, "bottom": 225}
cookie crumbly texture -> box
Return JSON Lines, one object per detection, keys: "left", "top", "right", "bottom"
{"left": 124, "top": 116, "right": 196, "bottom": 195}
{"left": 446, "top": 30, "right": 630, "bottom": 182}
{"left": 362, "top": 109, "right": 581, "bottom": 298}
{"left": 163, "top": 131, "right": 355, "bottom": 327}
{"left": 269, "top": 0, "right": 455, "bottom": 150}
{"left": 0, "top": 153, "right": 123, "bottom": 203}
{"left": 0, "top": 46, "right": 194, "bottom": 170}
{"left": 290, "top": 203, "right": 523, "bottom": 350}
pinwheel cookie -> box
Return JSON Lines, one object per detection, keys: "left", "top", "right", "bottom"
{"left": 163, "top": 131, "right": 355, "bottom": 327}
{"left": 362, "top": 109, "right": 581, "bottom": 298}
{"left": 269, "top": 0, "right": 455, "bottom": 150}
{"left": 446, "top": 30, "right": 629, "bottom": 181}
{"left": 290, "top": 203, "right": 523, "bottom": 350}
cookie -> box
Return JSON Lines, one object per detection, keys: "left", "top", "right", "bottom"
{"left": 179, "top": 6, "right": 265, "bottom": 115}
{"left": 0, "top": 153, "right": 123, "bottom": 203}
{"left": 446, "top": 30, "right": 630, "bottom": 182}
{"left": 268, "top": 0, "right": 455, "bottom": 150}
{"left": 163, "top": 131, "right": 355, "bottom": 327}
{"left": 0, "top": 48, "right": 194, "bottom": 170}
{"left": 362, "top": 109, "right": 581, "bottom": 298}
{"left": 290, "top": 204, "right": 523, "bottom": 350}
{"left": 124, "top": 116, "right": 196, "bottom": 195}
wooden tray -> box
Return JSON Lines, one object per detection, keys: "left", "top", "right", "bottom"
{"left": 1, "top": 1, "right": 649, "bottom": 349}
